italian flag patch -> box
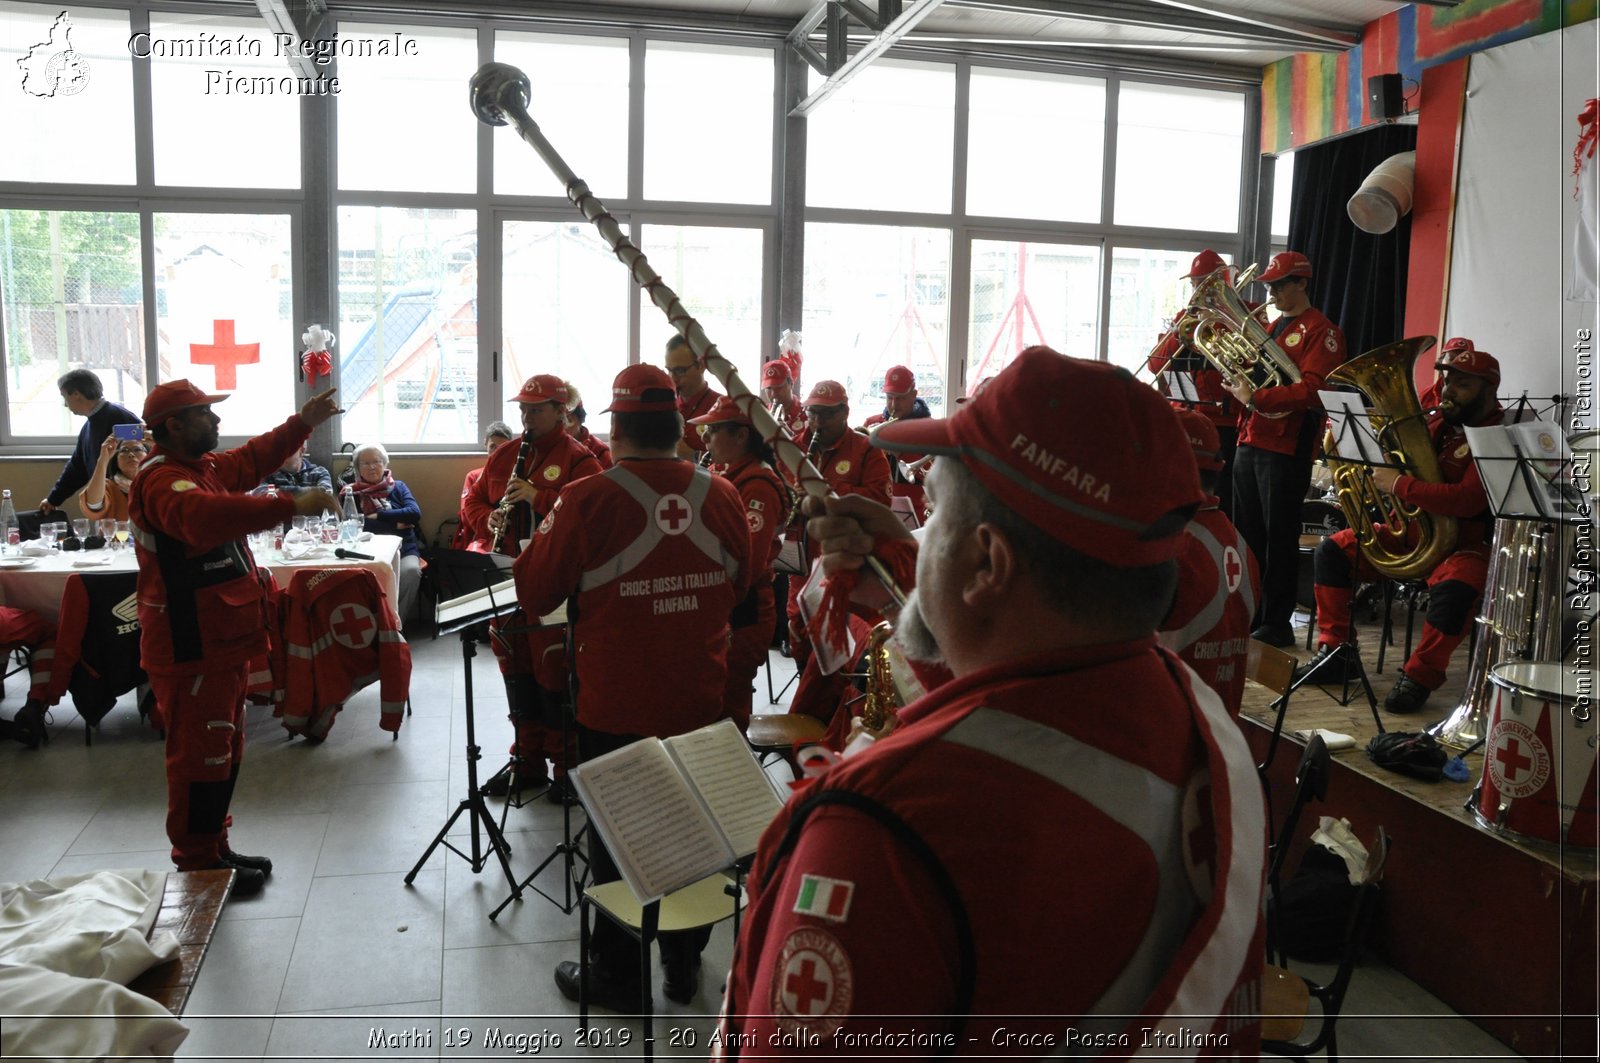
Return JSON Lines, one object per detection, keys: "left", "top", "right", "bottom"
{"left": 792, "top": 874, "right": 854, "bottom": 923}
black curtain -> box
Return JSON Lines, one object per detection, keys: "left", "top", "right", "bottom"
{"left": 1287, "top": 124, "right": 1419, "bottom": 359}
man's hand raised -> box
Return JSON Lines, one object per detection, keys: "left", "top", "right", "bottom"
{"left": 299, "top": 388, "right": 342, "bottom": 428}
{"left": 294, "top": 489, "right": 339, "bottom": 519}
{"left": 803, "top": 493, "right": 913, "bottom": 577}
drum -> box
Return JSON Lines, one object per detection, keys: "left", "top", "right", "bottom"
{"left": 1296, "top": 499, "right": 1347, "bottom": 608}
{"left": 1468, "top": 661, "right": 1598, "bottom": 851}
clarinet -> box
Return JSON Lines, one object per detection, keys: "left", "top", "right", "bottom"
{"left": 489, "top": 429, "right": 534, "bottom": 554}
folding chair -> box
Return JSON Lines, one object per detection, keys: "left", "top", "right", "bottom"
{"left": 1265, "top": 734, "right": 1331, "bottom": 969}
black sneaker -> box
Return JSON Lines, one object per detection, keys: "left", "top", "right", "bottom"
{"left": 206, "top": 862, "right": 266, "bottom": 898}
{"left": 662, "top": 956, "right": 700, "bottom": 1004}
{"left": 1251, "top": 624, "right": 1296, "bottom": 648}
{"left": 1293, "top": 644, "right": 1354, "bottom": 685}
{"left": 481, "top": 764, "right": 550, "bottom": 798}
{"left": 1385, "top": 674, "right": 1432, "bottom": 715}
{"left": 11, "top": 700, "right": 48, "bottom": 750}
{"left": 545, "top": 777, "right": 577, "bottom": 806}
{"left": 221, "top": 849, "right": 273, "bottom": 876}
{"left": 553, "top": 960, "right": 643, "bottom": 1013}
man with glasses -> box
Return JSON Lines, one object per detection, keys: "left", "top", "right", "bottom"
{"left": 665, "top": 334, "right": 721, "bottom": 461}
{"left": 1222, "top": 250, "right": 1347, "bottom": 648}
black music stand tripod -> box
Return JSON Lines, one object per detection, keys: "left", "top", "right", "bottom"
{"left": 404, "top": 550, "right": 522, "bottom": 901}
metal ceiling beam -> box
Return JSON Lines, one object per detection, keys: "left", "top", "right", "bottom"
{"left": 1139, "top": 0, "right": 1361, "bottom": 48}
{"left": 882, "top": 32, "right": 1297, "bottom": 53}
{"left": 789, "top": 0, "right": 951, "bottom": 117}
{"left": 944, "top": 0, "right": 1356, "bottom": 50}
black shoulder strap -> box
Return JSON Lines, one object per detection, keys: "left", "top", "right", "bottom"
{"left": 766, "top": 786, "right": 976, "bottom": 1049}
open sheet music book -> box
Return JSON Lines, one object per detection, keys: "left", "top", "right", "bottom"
{"left": 569, "top": 719, "right": 786, "bottom": 904}
{"left": 434, "top": 577, "right": 568, "bottom": 629}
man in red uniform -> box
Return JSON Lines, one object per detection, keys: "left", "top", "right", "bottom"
{"left": 787, "top": 380, "right": 891, "bottom": 662}
{"left": 862, "top": 365, "right": 931, "bottom": 518}
{"left": 723, "top": 348, "right": 1265, "bottom": 1052}
{"left": 1296, "top": 346, "right": 1504, "bottom": 714}
{"left": 761, "top": 359, "right": 807, "bottom": 439}
{"left": 131, "top": 380, "right": 341, "bottom": 896}
{"left": 1161, "top": 410, "right": 1259, "bottom": 717}
{"left": 666, "top": 334, "right": 721, "bottom": 460}
{"left": 690, "top": 395, "right": 788, "bottom": 730}
{"left": 1223, "top": 250, "right": 1348, "bottom": 647}
{"left": 516, "top": 363, "right": 751, "bottom": 1009}
{"left": 1146, "top": 249, "right": 1243, "bottom": 519}
{"left": 0, "top": 608, "right": 57, "bottom": 749}
{"left": 464, "top": 375, "right": 603, "bottom": 797}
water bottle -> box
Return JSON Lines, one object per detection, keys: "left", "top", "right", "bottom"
{"left": 340, "top": 488, "right": 362, "bottom": 543}
{"left": 0, "top": 490, "right": 17, "bottom": 555}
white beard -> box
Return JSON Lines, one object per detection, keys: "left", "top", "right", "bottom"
{"left": 892, "top": 590, "right": 944, "bottom": 665}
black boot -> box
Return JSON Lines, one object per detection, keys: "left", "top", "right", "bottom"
{"left": 221, "top": 848, "right": 273, "bottom": 876}
{"left": 11, "top": 700, "right": 48, "bottom": 749}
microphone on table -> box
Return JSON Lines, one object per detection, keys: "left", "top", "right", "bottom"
{"left": 334, "top": 547, "right": 375, "bottom": 560}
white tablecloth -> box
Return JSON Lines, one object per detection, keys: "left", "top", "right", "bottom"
{"left": 0, "top": 535, "right": 403, "bottom": 623}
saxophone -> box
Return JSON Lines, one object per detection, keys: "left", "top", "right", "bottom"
{"left": 488, "top": 429, "right": 534, "bottom": 554}
{"left": 859, "top": 621, "right": 902, "bottom": 732}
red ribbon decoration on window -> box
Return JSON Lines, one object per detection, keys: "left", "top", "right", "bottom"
{"left": 302, "top": 349, "right": 332, "bottom": 387}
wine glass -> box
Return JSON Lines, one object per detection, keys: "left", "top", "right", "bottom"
{"left": 72, "top": 518, "right": 90, "bottom": 542}
{"left": 114, "top": 520, "right": 131, "bottom": 549}
{"left": 98, "top": 519, "right": 116, "bottom": 547}
{"left": 39, "top": 523, "right": 58, "bottom": 551}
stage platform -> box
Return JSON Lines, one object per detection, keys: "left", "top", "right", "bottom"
{"left": 1240, "top": 608, "right": 1598, "bottom": 1060}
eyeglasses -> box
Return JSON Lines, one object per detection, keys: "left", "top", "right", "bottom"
{"left": 806, "top": 405, "right": 844, "bottom": 419}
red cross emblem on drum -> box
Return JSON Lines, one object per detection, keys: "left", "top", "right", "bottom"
{"left": 1488, "top": 720, "right": 1550, "bottom": 800}
{"left": 654, "top": 494, "right": 694, "bottom": 536}
{"left": 1223, "top": 545, "right": 1244, "bottom": 593}
{"left": 772, "top": 927, "right": 852, "bottom": 1037}
{"left": 329, "top": 603, "right": 377, "bottom": 650}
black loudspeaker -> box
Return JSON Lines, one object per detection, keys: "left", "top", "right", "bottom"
{"left": 1367, "top": 74, "right": 1404, "bottom": 120}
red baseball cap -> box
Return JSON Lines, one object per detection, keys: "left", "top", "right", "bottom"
{"left": 1435, "top": 346, "right": 1501, "bottom": 386}
{"left": 761, "top": 360, "right": 792, "bottom": 387}
{"left": 511, "top": 374, "right": 570, "bottom": 406}
{"left": 1257, "top": 251, "right": 1313, "bottom": 283}
{"left": 144, "top": 379, "right": 228, "bottom": 425}
{"left": 687, "top": 394, "right": 755, "bottom": 428}
{"left": 602, "top": 364, "right": 679, "bottom": 413}
{"left": 1175, "top": 409, "right": 1224, "bottom": 472}
{"left": 872, "top": 347, "right": 1204, "bottom": 566}
{"left": 1187, "top": 249, "right": 1226, "bottom": 280}
{"left": 1441, "top": 336, "right": 1476, "bottom": 355}
{"left": 805, "top": 380, "right": 848, "bottom": 407}
{"left": 883, "top": 365, "right": 916, "bottom": 395}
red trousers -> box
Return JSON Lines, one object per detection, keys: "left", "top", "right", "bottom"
{"left": 1313, "top": 528, "right": 1488, "bottom": 689}
{"left": 0, "top": 606, "right": 54, "bottom": 702}
{"left": 490, "top": 616, "right": 573, "bottom": 778}
{"left": 725, "top": 584, "right": 777, "bottom": 732}
{"left": 152, "top": 667, "right": 248, "bottom": 870}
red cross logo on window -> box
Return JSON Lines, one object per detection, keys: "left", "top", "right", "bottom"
{"left": 1495, "top": 737, "right": 1533, "bottom": 782}
{"left": 189, "top": 319, "right": 260, "bottom": 391}
{"left": 654, "top": 494, "right": 693, "bottom": 536}
{"left": 1223, "top": 545, "right": 1243, "bottom": 593}
{"left": 330, "top": 604, "right": 376, "bottom": 650}
{"left": 782, "top": 954, "right": 832, "bottom": 1015}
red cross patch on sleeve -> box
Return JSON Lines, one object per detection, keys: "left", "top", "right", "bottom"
{"left": 771, "top": 927, "right": 853, "bottom": 1038}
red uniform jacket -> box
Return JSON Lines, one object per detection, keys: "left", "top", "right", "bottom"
{"left": 1390, "top": 402, "right": 1503, "bottom": 551}
{"left": 794, "top": 428, "right": 892, "bottom": 505}
{"left": 725, "top": 637, "right": 1265, "bottom": 1053}
{"left": 726, "top": 456, "right": 787, "bottom": 580}
{"left": 463, "top": 427, "right": 602, "bottom": 556}
{"left": 1238, "top": 307, "right": 1347, "bottom": 456}
{"left": 129, "top": 416, "right": 307, "bottom": 676}
{"left": 514, "top": 459, "right": 752, "bottom": 738}
{"left": 1161, "top": 503, "right": 1259, "bottom": 716}
{"left": 770, "top": 396, "right": 808, "bottom": 440}
{"left": 1145, "top": 313, "right": 1240, "bottom": 429}
{"left": 452, "top": 466, "right": 486, "bottom": 548}
{"left": 278, "top": 568, "right": 411, "bottom": 738}
{"left": 677, "top": 385, "right": 721, "bottom": 457}
{"left": 574, "top": 426, "right": 614, "bottom": 468}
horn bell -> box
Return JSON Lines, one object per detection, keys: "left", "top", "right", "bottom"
{"left": 469, "top": 62, "right": 531, "bottom": 127}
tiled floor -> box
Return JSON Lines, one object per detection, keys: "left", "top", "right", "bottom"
{"left": 1, "top": 622, "right": 1528, "bottom": 1060}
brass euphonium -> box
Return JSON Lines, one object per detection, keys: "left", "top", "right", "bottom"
{"left": 1186, "top": 264, "right": 1303, "bottom": 392}
{"left": 1323, "top": 336, "right": 1459, "bottom": 581}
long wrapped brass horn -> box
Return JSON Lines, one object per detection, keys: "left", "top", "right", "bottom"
{"left": 468, "top": 62, "right": 907, "bottom": 614}
{"left": 1187, "top": 264, "right": 1302, "bottom": 392}
{"left": 1323, "top": 336, "right": 1459, "bottom": 581}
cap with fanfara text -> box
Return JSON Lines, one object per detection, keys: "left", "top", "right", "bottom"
{"left": 871, "top": 347, "right": 1205, "bottom": 566}
{"left": 1174, "top": 408, "right": 1225, "bottom": 472}
{"left": 601, "top": 364, "right": 679, "bottom": 413}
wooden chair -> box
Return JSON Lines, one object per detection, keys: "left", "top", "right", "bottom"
{"left": 745, "top": 712, "right": 826, "bottom": 780}
{"left": 1263, "top": 827, "right": 1391, "bottom": 1062}
{"left": 1247, "top": 638, "right": 1299, "bottom": 777}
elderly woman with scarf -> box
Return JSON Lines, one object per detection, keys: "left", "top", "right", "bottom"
{"left": 345, "top": 442, "right": 423, "bottom": 623}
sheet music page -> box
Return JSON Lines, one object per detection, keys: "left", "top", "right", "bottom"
{"left": 664, "top": 720, "right": 785, "bottom": 860}
{"left": 1465, "top": 425, "right": 1543, "bottom": 518}
{"left": 1319, "top": 391, "right": 1387, "bottom": 464}
{"left": 569, "top": 740, "right": 730, "bottom": 903}
{"left": 434, "top": 579, "right": 566, "bottom": 628}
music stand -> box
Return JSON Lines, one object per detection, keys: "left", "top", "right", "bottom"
{"left": 404, "top": 549, "right": 522, "bottom": 902}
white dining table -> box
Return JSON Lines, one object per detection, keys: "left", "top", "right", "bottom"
{"left": 0, "top": 535, "right": 403, "bottom": 624}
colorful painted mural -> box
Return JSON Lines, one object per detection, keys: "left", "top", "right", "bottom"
{"left": 1261, "top": 0, "right": 1597, "bottom": 154}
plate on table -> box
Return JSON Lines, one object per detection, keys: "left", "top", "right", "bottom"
{"left": 0, "top": 557, "right": 38, "bottom": 569}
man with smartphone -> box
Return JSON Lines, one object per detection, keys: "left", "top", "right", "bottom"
{"left": 39, "top": 370, "right": 142, "bottom": 517}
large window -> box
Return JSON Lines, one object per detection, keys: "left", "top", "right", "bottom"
{"left": 636, "top": 224, "right": 765, "bottom": 388}
{"left": 1114, "top": 82, "right": 1245, "bottom": 233}
{"left": 0, "top": 209, "right": 145, "bottom": 437}
{"left": 337, "top": 207, "right": 477, "bottom": 446}
{"left": 494, "top": 33, "right": 630, "bottom": 200}
{"left": 967, "top": 239, "right": 1100, "bottom": 389}
{"left": 154, "top": 213, "right": 295, "bottom": 437}
{"left": 502, "top": 218, "right": 629, "bottom": 424}
{"left": 0, "top": 3, "right": 136, "bottom": 184}
{"left": 806, "top": 60, "right": 956, "bottom": 214}
{"left": 1105, "top": 247, "right": 1231, "bottom": 376}
{"left": 643, "top": 41, "right": 774, "bottom": 205}
{"left": 803, "top": 224, "right": 950, "bottom": 417}
{"left": 967, "top": 68, "right": 1105, "bottom": 222}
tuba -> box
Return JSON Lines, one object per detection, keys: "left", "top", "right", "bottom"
{"left": 1186, "top": 264, "right": 1302, "bottom": 392}
{"left": 1323, "top": 336, "right": 1458, "bottom": 581}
